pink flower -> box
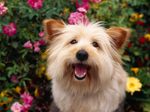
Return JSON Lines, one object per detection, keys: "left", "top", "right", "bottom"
{"left": 38, "top": 31, "right": 44, "bottom": 37}
{"left": 68, "top": 11, "right": 89, "bottom": 25}
{"left": 33, "top": 41, "right": 40, "bottom": 52}
{"left": 0, "top": 2, "right": 8, "bottom": 16}
{"left": 90, "top": 0, "right": 102, "bottom": 3}
{"left": 23, "top": 41, "right": 33, "bottom": 49}
{"left": 34, "top": 46, "right": 40, "bottom": 52}
{"left": 77, "top": 7, "right": 87, "bottom": 13}
{"left": 2, "top": 22, "right": 17, "bottom": 37}
{"left": 27, "top": 0, "right": 44, "bottom": 10}
{"left": 11, "top": 102, "right": 23, "bottom": 112}
{"left": 21, "top": 92, "right": 33, "bottom": 106}
{"left": 38, "top": 39, "right": 46, "bottom": 46}
{"left": 10, "top": 75, "right": 19, "bottom": 84}
{"left": 76, "top": 0, "right": 90, "bottom": 11}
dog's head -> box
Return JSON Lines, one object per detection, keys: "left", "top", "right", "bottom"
{"left": 43, "top": 19, "right": 130, "bottom": 95}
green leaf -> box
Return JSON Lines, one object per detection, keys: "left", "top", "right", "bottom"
{"left": 143, "top": 102, "right": 150, "bottom": 112}
{"left": 123, "top": 55, "right": 131, "bottom": 61}
{"left": 0, "top": 77, "right": 7, "bottom": 81}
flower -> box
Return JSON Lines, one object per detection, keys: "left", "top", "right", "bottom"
{"left": 36, "top": 64, "right": 46, "bottom": 77}
{"left": 38, "top": 31, "right": 44, "bottom": 38}
{"left": 131, "top": 67, "right": 139, "bottom": 74}
{"left": 136, "top": 20, "right": 144, "bottom": 26}
{"left": 63, "top": 7, "right": 70, "bottom": 14}
{"left": 76, "top": 0, "right": 90, "bottom": 11}
{"left": 15, "top": 86, "right": 21, "bottom": 94}
{"left": 21, "top": 92, "right": 33, "bottom": 106}
{"left": 0, "top": 2, "right": 8, "bottom": 16}
{"left": 23, "top": 40, "right": 33, "bottom": 49}
{"left": 34, "top": 87, "right": 39, "bottom": 97}
{"left": 77, "top": 7, "right": 87, "bottom": 13}
{"left": 41, "top": 51, "right": 48, "bottom": 60}
{"left": 68, "top": 11, "right": 89, "bottom": 25}
{"left": 144, "top": 33, "right": 150, "bottom": 41}
{"left": 27, "top": 0, "right": 43, "bottom": 10}
{"left": 10, "top": 75, "right": 19, "bottom": 83}
{"left": 0, "top": 90, "right": 8, "bottom": 97}
{"left": 127, "top": 42, "right": 132, "bottom": 48}
{"left": 126, "top": 77, "right": 142, "bottom": 95}
{"left": 2, "top": 22, "right": 17, "bottom": 37}
{"left": 139, "top": 37, "right": 146, "bottom": 44}
{"left": 38, "top": 39, "right": 46, "bottom": 46}
{"left": 33, "top": 41, "right": 40, "bottom": 52}
{"left": 11, "top": 102, "right": 23, "bottom": 112}
{"left": 90, "top": 0, "right": 102, "bottom": 3}
{"left": 129, "top": 13, "right": 143, "bottom": 22}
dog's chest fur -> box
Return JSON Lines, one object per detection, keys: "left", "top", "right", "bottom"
{"left": 52, "top": 76, "right": 125, "bottom": 112}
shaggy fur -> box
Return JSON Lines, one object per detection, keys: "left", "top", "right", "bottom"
{"left": 43, "top": 19, "right": 130, "bottom": 112}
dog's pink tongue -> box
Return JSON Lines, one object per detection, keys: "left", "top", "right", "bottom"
{"left": 75, "top": 64, "right": 87, "bottom": 77}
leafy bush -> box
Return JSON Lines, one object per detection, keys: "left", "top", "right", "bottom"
{"left": 0, "top": 0, "right": 149, "bottom": 112}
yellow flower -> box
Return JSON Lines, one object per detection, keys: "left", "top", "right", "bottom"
{"left": 0, "top": 90, "right": 8, "bottom": 97}
{"left": 0, "top": 97, "right": 13, "bottom": 106}
{"left": 121, "top": 2, "right": 128, "bottom": 8}
{"left": 45, "top": 72, "right": 52, "bottom": 80}
{"left": 34, "top": 87, "right": 39, "bottom": 97}
{"left": 130, "top": 13, "right": 144, "bottom": 22}
{"left": 63, "top": 8, "right": 70, "bottom": 14}
{"left": 41, "top": 50, "right": 48, "bottom": 60}
{"left": 138, "top": 14, "right": 144, "bottom": 18}
{"left": 15, "top": 86, "right": 21, "bottom": 94}
{"left": 131, "top": 67, "right": 139, "bottom": 74}
{"left": 126, "top": 77, "right": 142, "bottom": 95}
{"left": 144, "top": 33, "right": 150, "bottom": 41}
{"left": 91, "top": 3, "right": 99, "bottom": 9}
{"left": 36, "top": 65, "right": 46, "bottom": 77}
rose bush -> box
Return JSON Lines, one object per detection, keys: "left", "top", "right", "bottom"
{"left": 0, "top": 0, "right": 149, "bottom": 112}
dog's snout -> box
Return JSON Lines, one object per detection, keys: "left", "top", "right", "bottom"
{"left": 76, "top": 50, "right": 88, "bottom": 61}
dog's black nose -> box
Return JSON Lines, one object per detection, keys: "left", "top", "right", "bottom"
{"left": 76, "top": 50, "right": 88, "bottom": 61}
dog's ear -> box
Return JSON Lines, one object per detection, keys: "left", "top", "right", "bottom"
{"left": 43, "top": 19, "right": 65, "bottom": 42}
{"left": 107, "top": 27, "right": 130, "bottom": 49}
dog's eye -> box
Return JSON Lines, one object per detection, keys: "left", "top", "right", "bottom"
{"left": 92, "top": 42, "right": 99, "bottom": 48}
{"left": 70, "top": 39, "right": 77, "bottom": 44}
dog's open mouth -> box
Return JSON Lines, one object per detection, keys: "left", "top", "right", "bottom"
{"left": 73, "top": 63, "right": 88, "bottom": 80}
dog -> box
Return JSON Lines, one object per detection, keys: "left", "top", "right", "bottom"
{"left": 43, "top": 19, "right": 130, "bottom": 112}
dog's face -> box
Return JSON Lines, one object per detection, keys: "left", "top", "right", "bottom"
{"left": 43, "top": 19, "right": 130, "bottom": 95}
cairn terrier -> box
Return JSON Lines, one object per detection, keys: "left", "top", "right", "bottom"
{"left": 43, "top": 19, "right": 130, "bottom": 112}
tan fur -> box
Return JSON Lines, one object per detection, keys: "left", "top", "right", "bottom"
{"left": 43, "top": 19, "right": 130, "bottom": 112}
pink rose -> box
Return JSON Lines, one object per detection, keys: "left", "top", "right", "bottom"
{"left": 23, "top": 41, "right": 33, "bottom": 49}
{"left": 38, "top": 31, "right": 44, "bottom": 37}
{"left": 0, "top": 2, "right": 8, "bottom": 16}
{"left": 21, "top": 92, "right": 33, "bottom": 105}
{"left": 68, "top": 11, "right": 89, "bottom": 25}
{"left": 90, "top": 0, "right": 102, "bottom": 3}
{"left": 2, "top": 22, "right": 17, "bottom": 37}
{"left": 11, "top": 102, "right": 23, "bottom": 112}
{"left": 27, "top": 0, "right": 44, "bottom": 10}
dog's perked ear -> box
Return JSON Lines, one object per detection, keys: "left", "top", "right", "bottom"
{"left": 107, "top": 27, "right": 130, "bottom": 49}
{"left": 43, "top": 19, "right": 65, "bottom": 42}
